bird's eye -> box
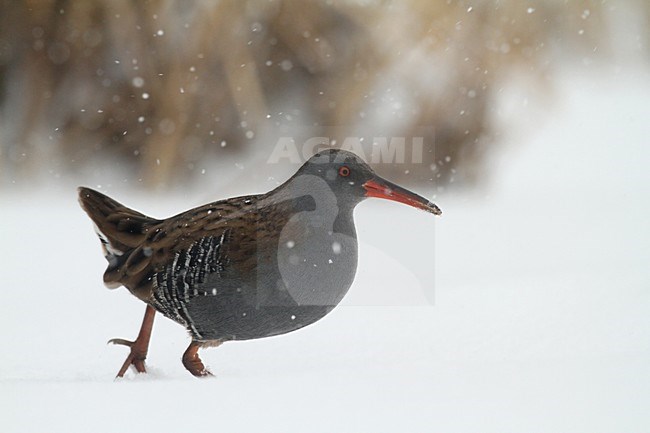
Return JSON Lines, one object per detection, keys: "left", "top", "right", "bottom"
{"left": 338, "top": 166, "right": 350, "bottom": 177}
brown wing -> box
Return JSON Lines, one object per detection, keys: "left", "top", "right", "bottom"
{"left": 106, "top": 194, "right": 301, "bottom": 301}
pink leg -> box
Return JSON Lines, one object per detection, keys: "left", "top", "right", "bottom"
{"left": 182, "top": 341, "right": 219, "bottom": 377}
{"left": 108, "top": 305, "right": 156, "bottom": 377}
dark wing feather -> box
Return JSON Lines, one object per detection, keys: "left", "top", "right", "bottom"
{"left": 78, "top": 187, "right": 162, "bottom": 294}
{"left": 78, "top": 187, "right": 161, "bottom": 252}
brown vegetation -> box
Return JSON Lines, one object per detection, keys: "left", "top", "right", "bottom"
{"left": 0, "top": 0, "right": 639, "bottom": 189}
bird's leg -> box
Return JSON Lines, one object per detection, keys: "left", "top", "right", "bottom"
{"left": 182, "top": 340, "right": 220, "bottom": 377}
{"left": 108, "top": 304, "right": 156, "bottom": 378}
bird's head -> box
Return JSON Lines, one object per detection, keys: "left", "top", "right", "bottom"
{"left": 295, "top": 149, "right": 442, "bottom": 216}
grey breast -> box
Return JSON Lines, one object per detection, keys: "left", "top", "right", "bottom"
{"left": 271, "top": 173, "right": 359, "bottom": 307}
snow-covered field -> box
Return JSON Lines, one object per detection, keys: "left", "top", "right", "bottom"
{"left": 1, "top": 64, "right": 649, "bottom": 432}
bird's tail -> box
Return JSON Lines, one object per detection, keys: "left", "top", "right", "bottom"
{"left": 78, "top": 187, "right": 160, "bottom": 288}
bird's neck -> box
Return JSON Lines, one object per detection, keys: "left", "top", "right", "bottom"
{"left": 332, "top": 203, "right": 357, "bottom": 239}
{"left": 264, "top": 174, "right": 359, "bottom": 238}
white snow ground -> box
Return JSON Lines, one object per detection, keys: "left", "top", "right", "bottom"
{"left": 1, "top": 64, "right": 649, "bottom": 432}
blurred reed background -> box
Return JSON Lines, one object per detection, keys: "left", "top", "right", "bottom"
{"left": 0, "top": 0, "right": 647, "bottom": 191}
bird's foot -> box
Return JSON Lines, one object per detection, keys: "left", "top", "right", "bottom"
{"left": 108, "top": 337, "right": 149, "bottom": 377}
{"left": 182, "top": 341, "right": 213, "bottom": 377}
{"left": 108, "top": 305, "right": 156, "bottom": 378}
